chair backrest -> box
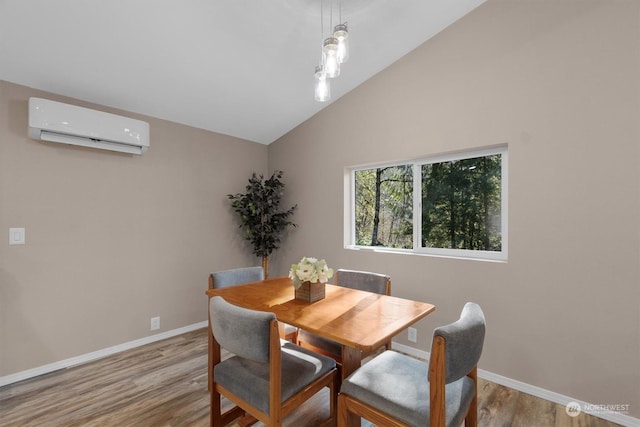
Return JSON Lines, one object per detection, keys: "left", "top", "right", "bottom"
{"left": 209, "top": 266, "right": 264, "bottom": 289}
{"left": 430, "top": 302, "right": 485, "bottom": 383}
{"left": 334, "top": 269, "right": 391, "bottom": 295}
{"left": 209, "top": 296, "right": 274, "bottom": 363}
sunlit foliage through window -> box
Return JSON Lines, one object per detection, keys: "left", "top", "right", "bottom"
{"left": 351, "top": 147, "right": 506, "bottom": 259}
{"left": 355, "top": 165, "right": 413, "bottom": 248}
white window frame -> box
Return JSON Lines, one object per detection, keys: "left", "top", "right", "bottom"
{"left": 345, "top": 145, "right": 508, "bottom": 262}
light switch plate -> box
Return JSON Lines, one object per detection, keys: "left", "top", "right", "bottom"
{"left": 9, "top": 228, "right": 25, "bottom": 245}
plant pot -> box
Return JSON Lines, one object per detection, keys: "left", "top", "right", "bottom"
{"left": 295, "top": 281, "right": 326, "bottom": 303}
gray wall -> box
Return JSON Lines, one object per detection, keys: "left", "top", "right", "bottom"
{"left": 269, "top": 0, "right": 640, "bottom": 416}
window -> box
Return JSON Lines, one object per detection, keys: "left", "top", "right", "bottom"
{"left": 348, "top": 146, "right": 507, "bottom": 261}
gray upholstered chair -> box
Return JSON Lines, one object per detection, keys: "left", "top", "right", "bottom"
{"left": 332, "top": 269, "right": 391, "bottom": 295}
{"left": 209, "top": 266, "right": 298, "bottom": 337}
{"left": 207, "top": 266, "right": 297, "bottom": 393}
{"left": 209, "top": 296, "right": 338, "bottom": 426}
{"left": 296, "top": 269, "right": 391, "bottom": 363}
{"left": 337, "top": 302, "right": 486, "bottom": 427}
{"left": 208, "top": 266, "right": 265, "bottom": 290}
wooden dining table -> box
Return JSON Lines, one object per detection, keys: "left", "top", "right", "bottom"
{"left": 206, "top": 276, "right": 435, "bottom": 426}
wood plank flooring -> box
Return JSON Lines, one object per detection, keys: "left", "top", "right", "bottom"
{"left": 0, "top": 328, "right": 624, "bottom": 427}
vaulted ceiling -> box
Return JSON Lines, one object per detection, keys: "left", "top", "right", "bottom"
{"left": 0, "top": 0, "right": 486, "bottom": 144}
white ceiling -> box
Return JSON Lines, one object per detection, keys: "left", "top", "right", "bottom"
{"left": 0, "top": 0, "right": 485, "bottom": 144}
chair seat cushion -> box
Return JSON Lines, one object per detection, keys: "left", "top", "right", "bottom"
{"left": 214, "top": 341, "right": 336, "bottom": 415}
{"left": 340, "top": 351, "right": 475, "bottom": 427}
{"left": 297, "top": 329, "right": 342, "bottom": 356}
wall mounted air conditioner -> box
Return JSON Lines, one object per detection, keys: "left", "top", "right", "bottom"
{"left": 28, "top": 97, "right": 150, "bottom": 155}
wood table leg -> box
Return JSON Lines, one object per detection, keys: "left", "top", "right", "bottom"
{"left": 341, "top": 346, "right": 361, "bottom": 381}
{"left": 341, "top": 346, "right": 362, "bottom": 427}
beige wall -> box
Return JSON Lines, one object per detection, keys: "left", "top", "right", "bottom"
{"left": 269, "top": 0, "right": 640, "bottom": 416}
{"left": 0, "top": 81, "right": 267, "bottom": 375}
{"left": 1, "top": 0, "right": 638, "bottom": 419}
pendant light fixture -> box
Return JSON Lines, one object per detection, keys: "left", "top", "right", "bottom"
{"left": 333, "top": 23, "right": 349, "bottom": 64}
{"left": 314, "top": 64, "right": 330, "bottom": 102}
{"left": 314, "top": 1, "right": 349, "bottom": 102}
{"left": 323, "top": 36, "right": 340, "bottom": 78}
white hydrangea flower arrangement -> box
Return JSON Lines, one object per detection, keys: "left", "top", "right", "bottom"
{"left": 288, "top": 257, "right": 334, "bottom": 289}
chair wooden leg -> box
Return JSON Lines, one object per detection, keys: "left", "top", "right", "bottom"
{"left": 237, "top": 414, "right": 258, "bottom": 426}
{"left": 208, "top": 330, "right": 213, "bottom": 393}
{"left": 221, "top": 406, "right": 247, "bottom": 426}
{"left": 337, "top": 394, "right": 348, "bottom": 427}
{"left": 465, "top": 367, "right": 478, "bottom": 427}
{"left": 329, "top": 370, "right": 338, "bottom": 422}
{"left": 210, "top": 387, "right": 222, "bottom": 427}
{"left": 284, "top": 325, "right": 298, "bottom": 343}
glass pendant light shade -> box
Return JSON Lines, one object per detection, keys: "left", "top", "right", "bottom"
{"left": 314, "top": 65, "right": 330, "bottom": 102}
{"left": 333, "top": 23, "right": 349, "bottom": 63}
{"left": 312, "top": 3, "right": 349, "bottom": 100}
{"left": 323, "top": 36, "right": 340, "bottom": 78}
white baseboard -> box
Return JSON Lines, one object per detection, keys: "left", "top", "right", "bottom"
{"left": 0, "top": 321, "right": 208, "bottom": 388}
{"left": 391, "top": 342, "right": 638, "bottom": 427}
{"left": 392, "top": 341, "right": 429, "bottom": 361}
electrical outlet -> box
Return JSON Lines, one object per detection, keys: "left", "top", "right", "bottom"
{"left": 408, "top": 327, "right": 417, "bottom": 343}
{"left": 150, "top": 316, "right": 160, "bottom": 331}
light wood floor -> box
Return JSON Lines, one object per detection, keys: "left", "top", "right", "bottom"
{"left": 0, "top": 328, "right": 624, "bottom": 427}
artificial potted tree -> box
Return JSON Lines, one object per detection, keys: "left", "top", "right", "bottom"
{"left": 227, "top": 171, "right": 297, "bottom": 278}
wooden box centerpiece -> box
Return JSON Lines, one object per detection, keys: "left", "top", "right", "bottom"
{"left": 295, "top": 281, "right": 326, "bottom": 303}
{"left": 289, "top": 257, "right": 334, "bottom": 304}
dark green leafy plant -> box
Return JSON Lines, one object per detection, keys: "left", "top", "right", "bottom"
{"left": 227, "top": 171, "right": 297, "bottom": 277}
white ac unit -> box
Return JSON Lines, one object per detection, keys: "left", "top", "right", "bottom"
{"left": 28, "top": 97, "right": 150, "bottom": 155}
